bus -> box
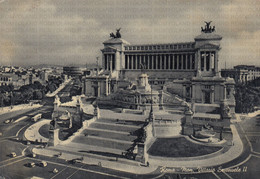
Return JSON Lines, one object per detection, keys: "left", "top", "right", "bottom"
{"left": 32, "top": 113, "right": 42, "bottom": 122}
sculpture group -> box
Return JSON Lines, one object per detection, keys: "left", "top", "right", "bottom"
{"left": 110, "top": 28, "right": 122, "bottom": 38}
{"left": 201, "top": 21, "right": 215, "bottom": 33}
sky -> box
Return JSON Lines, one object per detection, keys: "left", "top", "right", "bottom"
{"left": 0, "top": 0, "right": 259, "bottom": 68}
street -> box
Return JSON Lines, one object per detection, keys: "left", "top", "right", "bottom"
{"left": 1, "top": 79, "right": 260, "bottom": 178}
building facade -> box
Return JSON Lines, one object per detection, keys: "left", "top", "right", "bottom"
{"left": 221, "top": 65, "right": 260, "bottom": 84}
{"left": 82, "top": 22, "right": 235, "bottom": 110}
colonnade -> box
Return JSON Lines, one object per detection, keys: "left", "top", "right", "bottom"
{"left": 104, "top": 54, "right": 115, "bottom": 70}
{"left": 200, "top": 51, "right": 216, "bottom": 72}
{"left": 125, "top": 53, "right": 195, "bottom": 70}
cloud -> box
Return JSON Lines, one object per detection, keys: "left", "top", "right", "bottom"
{"left": 220, "top": 30, "right": 260, "bottom": 67}
{"left": 0, "top": 0, "right": 106, "bottom": 66}
{"left": 0, "top": 0, "right": 259, "bottom": 67}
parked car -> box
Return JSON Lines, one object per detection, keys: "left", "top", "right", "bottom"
{"left": 39, "top": 161, "right": 47, "bottom": 167}
{"left": 29, "top": 153, "right": 36, "bottom": 158}
{"left": 4, "top": 119, "right": 10, "bottom": 124}
{"left": 28, "top": 162, "right": 36, "bottom": 168}
{"left": 10, "top": 152, "right": 16, "bottom": 158}
{"left": 53, "top": 168, "right": 58, "bottom": 173}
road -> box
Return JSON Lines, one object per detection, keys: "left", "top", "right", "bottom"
{"left": 1, "top": 78, "right": 260, "bottom": 178}
{"left": 158, "top": 115, "right": 260, "bottom": 179}
{"left": 0, "top": 80, "right": 146, "bottom": 179}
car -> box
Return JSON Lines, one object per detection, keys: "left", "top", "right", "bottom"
{"left": 39, "top": 161, "right": 47, "bottom": 167}
{"left": 10, "top": 152, "right": 16, "bottom": 158}
{"left": 53, "top": 168, "right": 58, "bottom": 174}
{"left": 0, "top": 132, "right": 2, "bottom": 136}
{"left": 28, "top": 162, "right": 36, "bottom": 168}
{"left": 4, "top": 119, "right": 10, "bottom": 124}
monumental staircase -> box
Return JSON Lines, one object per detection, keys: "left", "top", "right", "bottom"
{"left": 66, "top": 116, "right": 146, "bottom": 159}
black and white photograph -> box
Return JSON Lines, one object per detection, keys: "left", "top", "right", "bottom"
{"left": 0, "top": 0, "right": 260, "bottom": 178}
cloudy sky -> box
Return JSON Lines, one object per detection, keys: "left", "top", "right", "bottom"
{"left": 0, "top": 0, "right": 259, "bottom": 68}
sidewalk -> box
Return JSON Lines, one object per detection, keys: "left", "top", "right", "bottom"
{"left": 0, "top": 103, "right": 42, "bottom": 115}
{"left": 31, "top": 124, "right": 244, "bottom": 174}
{"left": 33, "top": 147, "right": 157, "bottom": 174}
{"left": 234, "top": 110, "right": 260, "bottom": 123}
{"left": 24, "top": 119, "right": 50, "bottom": 142}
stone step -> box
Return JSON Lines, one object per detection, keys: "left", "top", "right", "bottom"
{"left": 72, "top": 135, "right": 133, "bottom": 151}
{"left": 90, "top": 122, "right": 140, "bottom": 133}
{"left": 97, "top": 118, "right": 145, "bottom": 127}
{"left": 82, "top": 128, "right": 137, "bottom": 142}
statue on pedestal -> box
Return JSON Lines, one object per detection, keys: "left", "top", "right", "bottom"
{"left": 50, "top": 118, "right": 57, "bottom": 130}
{"left": 110, "top": 28, "right": 122, "bottom": 38}
{"left": 201, "top": 21, "right": 215, "bottom": 33}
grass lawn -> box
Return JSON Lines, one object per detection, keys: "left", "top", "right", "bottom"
{"left": 148, "top": 137, "right": 222, "bottom": 157}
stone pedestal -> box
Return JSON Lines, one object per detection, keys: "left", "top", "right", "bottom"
{"left": 94, "top": 106, "right": 100, "bottom": 119}
{"left": 48, "top": 128, "right": 59, "bottom": 146}
{"left": 135, "top": 142, "right": 148, "bottom": 164}
{"left": 137, "top": 73, "right": 151, "bottom": 92}
{"left": 183, "top": 109, "right": 193, "bottom": 135}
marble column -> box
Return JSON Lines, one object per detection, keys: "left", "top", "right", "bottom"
{"left": 204, "top": 51, "right": 206, "bottom": 71}
{"left": 186, "top": 54, "right": 188, "bottom": 70}
{"left": 190, "top": 54, "right": 193, "bottom": 69}
{"left": 160, "top": 55, "right": 162, "bottom": 69}
{"left": 209, "top": 52, "right": 212, "bottom": 71}
{"left": 147, "top": 55, "right": 150, "bottom": 69}
{"left": 110, "top": 54, "right": 113, "bottom": 72}
{"left": 181, "top": 54, "right": 184, "bottom": 70}
{"left": 128, "top": 55, "right": 132, "bottom": 69}
{"left": 168, "top": 55, "right": 171, "bottom": 69}
{"left": 152, "top": 55, "right": 154, "bottom": 69}
{"left": 177, "top": 54, "right": 179, "bottom": 70}
{"left": 155, "top": 55, "right": 158, "bottom": 69}
{"left": 107, "top": 54, "right": 109, "bottom": 70}
{"left": 125, "top": 55, "right": 128, "bottom": 69}
{"left": 172, "top": 54, "right": 176, "bottom": 69}
{"left": 131, "top": 55, "right": 134, "bottom": 70}
{"left": 135, "top": 55, "right": 138, "bottom": 69}
{"left": 215, "top": 51, "right": 219, "bottom": 76}
{"left": 164, "top": 55, "right": 167, "bottom": 69}
{"left": 197, "top": 51, "right": 201, "bottom": 72}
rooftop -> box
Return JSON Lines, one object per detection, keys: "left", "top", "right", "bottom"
{"left": 194, "top": 32, "right": 222, "bottom": 41}
{"left": 103, "top": 38, "right": 130, "bottom": 45}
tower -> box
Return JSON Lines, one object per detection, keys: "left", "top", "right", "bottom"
{"left": 195, "top": 21, "right": 222, "bottom": 78}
